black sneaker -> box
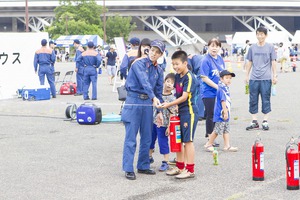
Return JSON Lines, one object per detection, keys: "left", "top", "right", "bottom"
{"left": 149, "top": 156, "right": 154, "bottom": 164}
{"left": 262, "top": 122, "right": 269, "bottom": 131}
{"left": 246, "top": 122, "right": 259, "bottom": 130}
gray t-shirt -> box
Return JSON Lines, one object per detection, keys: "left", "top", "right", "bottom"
{"left": 247, "top": 43, "right": 276, "bottom": 80}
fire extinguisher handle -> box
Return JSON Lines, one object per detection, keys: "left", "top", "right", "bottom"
{"left": 285, "top": 144, "right": 290, "bottom": 171}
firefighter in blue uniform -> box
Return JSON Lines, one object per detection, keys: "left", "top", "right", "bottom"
{"left": 73, "top": 39, "right": 85, "bottom": 96}
{"left": 34, "top": 39, "right": 56, "bottom": 98}
{"left": 188, "top": 54, "right": 205, "bottom": 119}
{"left": 122, "top": 40, "right": 165, "bottom": 180}
{"left": 76, "top": 41, "right": 102, "bottom": 100}
{"left": 119, "top": 37, "right": 140, "bottom": 80}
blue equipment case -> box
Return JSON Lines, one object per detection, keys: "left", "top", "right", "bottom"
{"left": 22, "top": 86, "right": 51, "bottom": 101}
{"left": 76, "top": 103, "right": 102, "bottom": 125}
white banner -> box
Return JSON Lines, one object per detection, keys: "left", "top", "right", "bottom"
{"left": 225, "top": 34, "right": 233, "bottom": 45}
{"left": 0, "top": 32, "right": 49, "bottom": 99}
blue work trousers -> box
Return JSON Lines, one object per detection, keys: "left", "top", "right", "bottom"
{"left": 76, "top": 67, "right": 84, "bottom": 94}
{"left": 121, "top": 95, "right": 153, "bottom": 172}
{"left": 197, "top": 84, "right": 205, "bottom": 118}
{"left": 38, "top": 65, "right": 56, "bottom": 96}
{"left": 83, "top": 66, "right": 97, "bottom": 99}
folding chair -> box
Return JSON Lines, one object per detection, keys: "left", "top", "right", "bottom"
{"left": 62, "top": 71, "right": 74, "bottom": 83}
{"left": 53, "top": 71, "right": 61, "bottom": 94}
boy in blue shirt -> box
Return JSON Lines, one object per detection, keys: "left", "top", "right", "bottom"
{"left": 160, "top": 50, "right": 199, "bottom": 179}
{"left": 204, "top": 70, "right": 238, "bottom": 152}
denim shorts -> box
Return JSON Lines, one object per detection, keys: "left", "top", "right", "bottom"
{"left": 249, "top": 80, "right": 271, "bottom": 114}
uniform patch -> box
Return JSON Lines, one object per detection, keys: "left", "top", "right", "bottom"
{"left": 184, "top": 122, "right": 188, "bottom": 128}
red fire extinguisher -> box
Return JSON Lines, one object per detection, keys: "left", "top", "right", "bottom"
{"left": 286, "top": 138, "right": 299, "bottom": 190}
{"left": 298, "top": 136, "right": 300, "bottom": 166}
{"left": 252, "top": 136, "right": 264, "bottom": 181}
{"left": 169, "top": 115, "right": 181, "bottom": 152}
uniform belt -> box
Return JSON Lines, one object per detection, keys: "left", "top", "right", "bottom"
{"left": 127, "top": 92, "right": 149, "bottom": 100}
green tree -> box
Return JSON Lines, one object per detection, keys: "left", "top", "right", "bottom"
{"left": 106, "top": 15, "right": 137, "bottom": 44}
{"left": 46, "top": 0, "right": 103, "bottom": 39}
{"left": 46, "top": 0, "right": 136, "bottom": 43}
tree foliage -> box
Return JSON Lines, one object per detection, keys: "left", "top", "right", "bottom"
{"left": 105, "top": 15, "right": 136, "bottom": 44}
{"left": 46, "top": 0, "right": 136, "bottom": 44}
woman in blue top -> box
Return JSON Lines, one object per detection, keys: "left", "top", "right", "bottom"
{"left": 200, "top": 38, "right": 225, "bottom": 139}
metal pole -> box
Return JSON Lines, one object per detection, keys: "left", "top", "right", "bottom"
{"left": 25, "top": 0, "right": 29, "bottom": 32}
{"left": 103, "top": 0, "right": 106, "bottom": 43}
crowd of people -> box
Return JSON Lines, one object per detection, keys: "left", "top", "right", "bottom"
{"left": 34, "top": 39, "right": 102, "bottom": 100}
{"left": 119, "top": 26, "right": 278, "bottom": 181}
{"left": 34, "top": 26, "right": 279, "bottom": 181}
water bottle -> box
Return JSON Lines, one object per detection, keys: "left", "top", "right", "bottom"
{"left": 213, "top": 147, "right": 219, "bottom": 165}
{"left": 271, "top": 84, "right": 276, "bottom": 96}
{"left": 245, "top": 84, "right": 249, "bottom": 94}
{"left": 98, "top": 67, "right": 102, "bottom": 74}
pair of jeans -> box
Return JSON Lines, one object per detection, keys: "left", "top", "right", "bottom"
{"left": 249, "top": 80, "right": 271, "bottom": 114}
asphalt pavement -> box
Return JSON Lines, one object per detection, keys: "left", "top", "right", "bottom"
{"left": 0, "top": 60, "right": 300, "bottom": 200}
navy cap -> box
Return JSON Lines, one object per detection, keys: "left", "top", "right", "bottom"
{"left": 49, "top": 40, "right": 56, "bottom": 45}
{"left": 87, "top": 41, "right": 94, "bottom": 48}
{"left": 220, "top": 70, "right": 236, "bottom": 77}
{"left": 151, "top": 40, "right": 165, "bottom": 53}
{"left": 73, "top": 39, "right": 80, "bottom": 44}
{"left": 129, "top": 37, "right": 140, "bottom": 46}
{"left": 41, "top": 39, "right": 47, "bottom": 46}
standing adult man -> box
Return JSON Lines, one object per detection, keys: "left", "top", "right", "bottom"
{"left": 34, "top": 39, "right": 56, "bottom": 98}
{"left": 105, "top": 45, "right": 118, "bottom": 85}
{"left": 122, "top": 40, "right": 164, "bottom": 180}
{"left": 76, "top": 41, "right": 102, "bottom": 100}
{"left": 119, "top": 37, "right": 140, "bottom": 80}
{"left": 73, "top": 39, "right": 85, "bottom": 96}
{"left": 245, "top": 27, "right": 277, "bottom": 131}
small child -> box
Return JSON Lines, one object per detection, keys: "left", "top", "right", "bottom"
{"left": 149, "top": 73, "right": 176, "bottom": 171}
{"left": 204, "top": 70, "right": 238, "bottom": 152}
{"left": 160, "top": 50, "right": 199, "bottom": 179}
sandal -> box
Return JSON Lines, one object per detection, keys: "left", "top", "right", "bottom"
{"left": 223, "top": 146, "right": 238, "bottom": 152}
{"left": 204, "top": 144, "right": 214, "bottom": 152}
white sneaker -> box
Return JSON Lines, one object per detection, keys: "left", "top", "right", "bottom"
{"left": 166, "top": 167, "right": 182, "bottom": 176}
{"left": 175, "top": 169, "right": 195, "bottom": 179}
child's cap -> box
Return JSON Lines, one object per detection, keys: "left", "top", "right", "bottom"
{"left": 220, "top": 70, "right": 236, "bottom": 77}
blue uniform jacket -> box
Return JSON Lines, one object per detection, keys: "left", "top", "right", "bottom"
{"left": 76, "top": 50, "right": 102, "bottom": 68}
{"left": 125, "top": 57, "right": 164, "bottom": 102}
{"left": 120, "top": 49, "right": 138, "bottom": 74}
{"left": 75, "top": 46, "right": 85, "bottom": 69}
{"left": 34, "top": 48, "right": 56, "bottom": 72}
{"left": 188, "top": 54, "right": 204, "bottom": 79}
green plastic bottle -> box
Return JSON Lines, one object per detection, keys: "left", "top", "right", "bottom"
{"left": 245, "top": 84, "right": 249, "bottom": 94}
{"left": 213, "top": 147, "right": 219, "bottom": 166}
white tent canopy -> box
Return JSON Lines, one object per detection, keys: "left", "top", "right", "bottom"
{"left": 291, "top": 30, "right": 300, "bottom": 44}
{"left": 232, "top": 31, "right": 290, "bottom": 46}
{"left": 55, "top": 35, "right": 107, "bottom": 47}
